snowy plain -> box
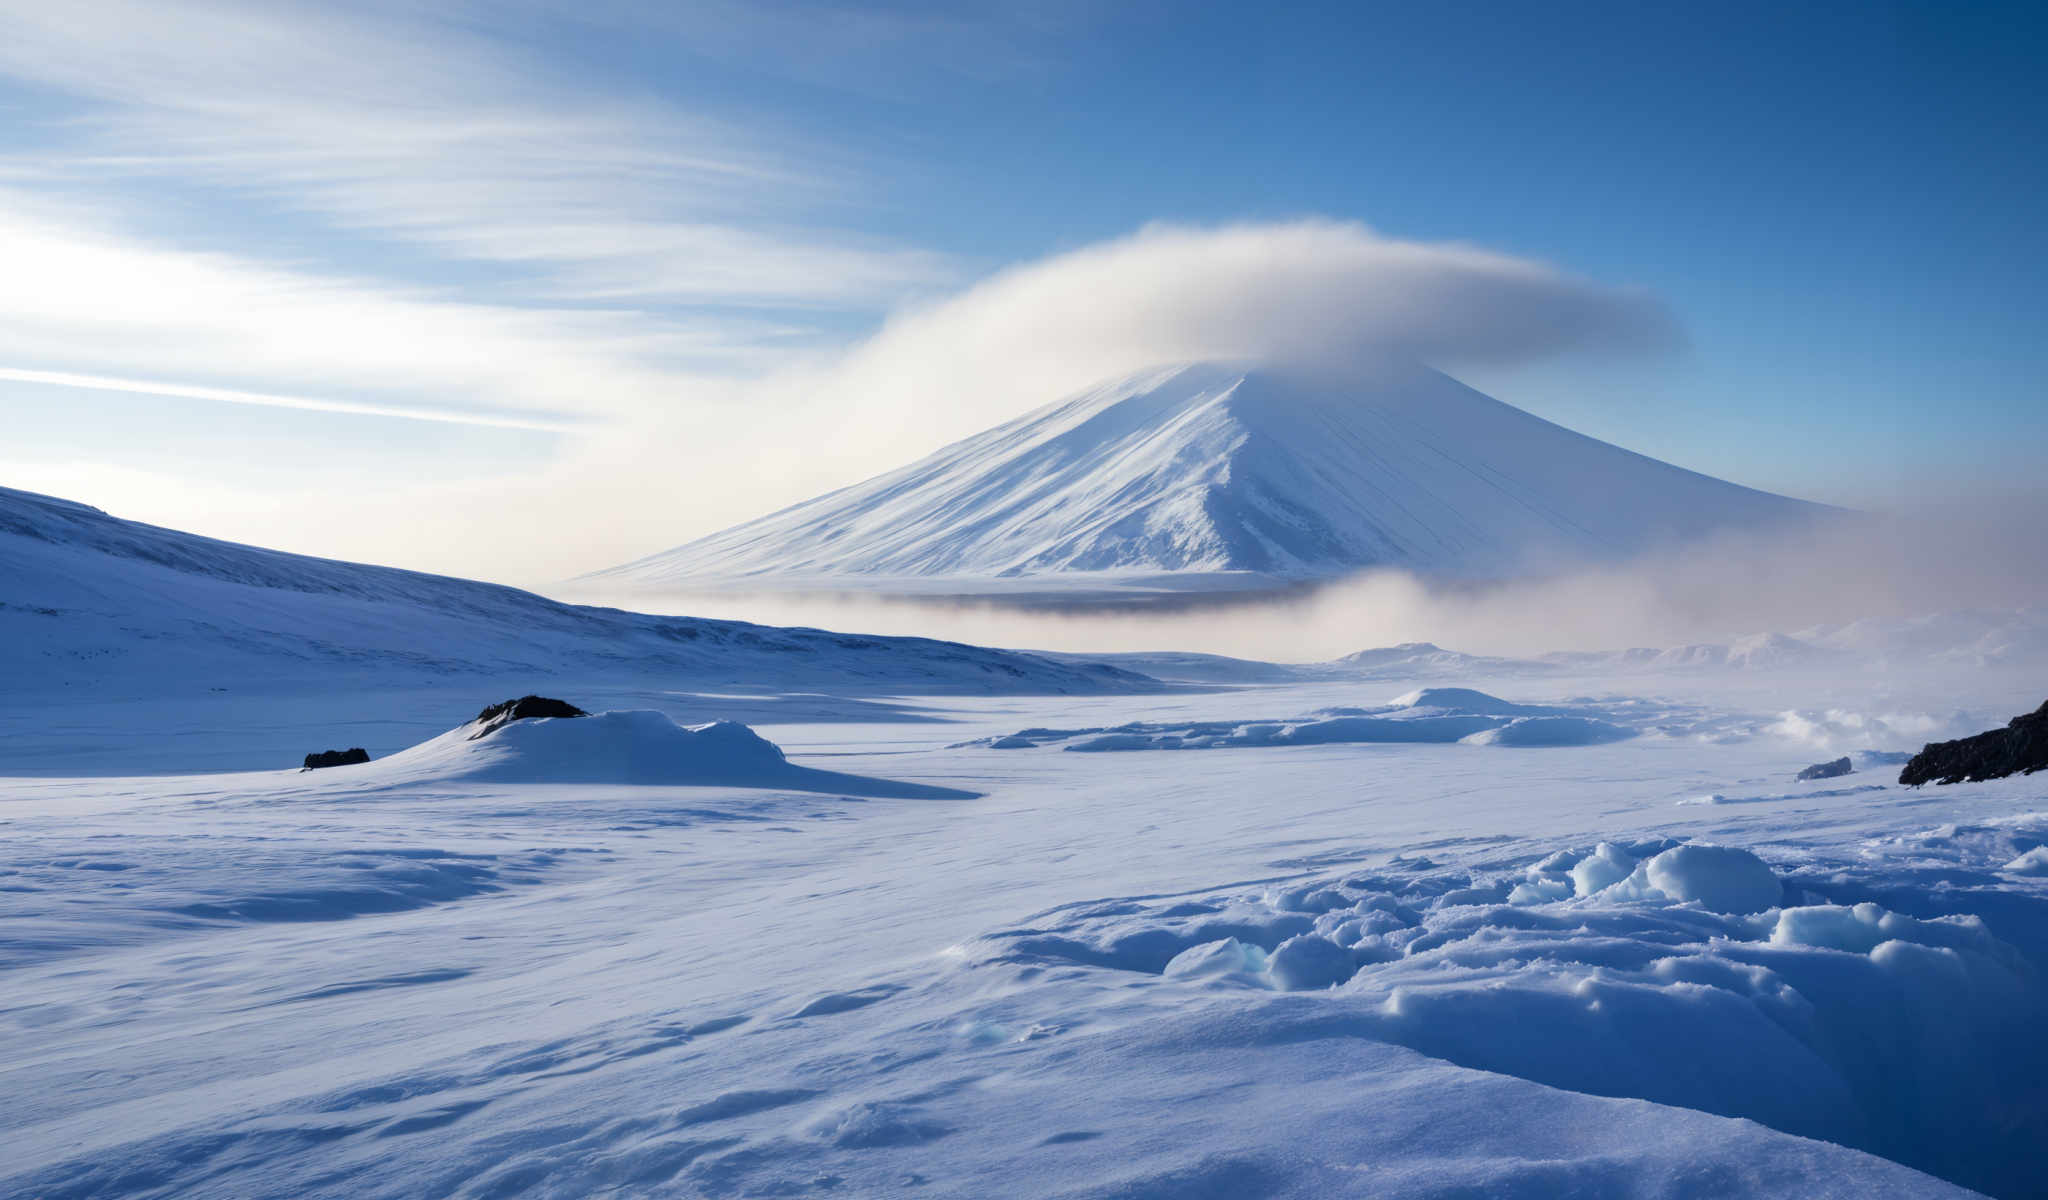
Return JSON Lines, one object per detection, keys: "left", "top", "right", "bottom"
{"left": 5, "top": 486, "right": 2048, "bottom": 1198}
{"left": 7, "top": 665, "right": 2048, "bottom": 1199}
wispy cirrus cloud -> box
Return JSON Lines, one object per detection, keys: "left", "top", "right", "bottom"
{"left": 0, "top": 0, "right": 970, "bottom": 435}
{"left": 0, "top": 0, "right": 955, "bottom": 309}
{"left": 0, "top": 190, "right": 756, "bottom": 422}
{"left": 0, "top": 367, "right": 584, "bottom": 432}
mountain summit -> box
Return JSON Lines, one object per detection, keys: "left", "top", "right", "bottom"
{"left": 590, "top": 362, "right": 1824, "bottom": 594}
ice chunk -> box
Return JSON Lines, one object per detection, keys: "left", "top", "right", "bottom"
{"left": 1643, "top": 844, "right": 1781, "bottom": 913}
{"left": 1161, "top": 938, "right": 1269, "bottom": 985}
{"left": 1268, "top": 884, "right": 1350, "bottom": 913}
{"left": 2003, "top": 846, "right": 2048, "bottom": 876}
{"left": 1772, "top": 903, "right": 1890, "bottom": 953}
{"left": 1509, "top": 877, "right": 1574, "bottom": 905}
{"left": 1570, "top": 843, "right": 1636, "bottom": 897}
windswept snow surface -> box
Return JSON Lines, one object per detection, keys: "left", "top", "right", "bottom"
{"left": 6, "top": 665, "right": 2048, "bottom": 1198}
{"left": 587, "top": 361, "right": 1825, "bottom": 593}
{"left": 955, "top": 687, "right": 1640, "bottom": 752}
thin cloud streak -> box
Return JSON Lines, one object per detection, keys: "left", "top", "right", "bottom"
{"left": 0, "top": 368, "right": 583, "bottom": 433}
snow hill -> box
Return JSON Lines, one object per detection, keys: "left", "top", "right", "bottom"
{"left": 0, "top": 486, "right": 1148, "bottom": 700}
{"left": 589, "top": 361, "right": 1825, "bottom": 594}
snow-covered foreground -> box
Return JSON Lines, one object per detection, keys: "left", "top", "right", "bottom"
{"left": 5, "top": 671, "right": 2046, "bottom": 1198}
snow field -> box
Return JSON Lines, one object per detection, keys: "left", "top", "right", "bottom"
{"left": 5, "top": 679, "right": 2046, "bottom": 1197}
{"left": 11, "top": 460, "right": 2048, "bottom": 1197}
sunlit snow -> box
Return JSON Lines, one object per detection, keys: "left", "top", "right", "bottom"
{"left": 4, "top": 485, "right": 2046, "bottom": 1198}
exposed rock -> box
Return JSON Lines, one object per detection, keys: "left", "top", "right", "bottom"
{"left": 1796, "top": 756, "right": 1853, "bottom": 781}
{"left": 302, "top": 747, "right": 370, "bottom": 770}
{"left": 470, "top": 695, "right": 588, "bottom": 740}
{"left": 1900, "top": 700, "right": 2048, "bottom": 786}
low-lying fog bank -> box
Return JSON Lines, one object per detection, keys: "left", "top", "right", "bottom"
{"left": 561, "top": 502, "right": 2048, "bottom": 665}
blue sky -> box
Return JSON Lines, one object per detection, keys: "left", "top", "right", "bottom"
{"left": 0, "top": 0, "right": 2040, "bottom": 581}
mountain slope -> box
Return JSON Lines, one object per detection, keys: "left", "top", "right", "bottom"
{"left": 590, "top": 362, "right": 1825, "bottom": 593}
{"left": 0, "top": 486, "right": 1151, "bottom": 700}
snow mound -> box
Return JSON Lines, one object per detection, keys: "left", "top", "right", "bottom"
{"left": 1386, "top": 687, "right": 1541, "bottom": 714}
{"left": 1320, "top": 643, "right": 1536, "bottom": 679}
{"left": 370, "top": 710, "right": 786, "bottom": 785}
{"left": 967, "top": 690, "right": 1642, "bottom": 753}
{"left": 334, "top": 710, "right": 971, "bottom": 798}
{"left": 1266, "top": 933, "right": 1360, "bottom": 991}
{"left": 1642, "top": 844, "right": 1784, "bottom": 913}
{"left": 1461, "top": 715, "right": 1635, "bottom": 746}
{"left": 1162, "top": 938, "right": 1270, "bottom": 986}
{"left": 1542, "top": 841, "right": 1783, "bottom": 911}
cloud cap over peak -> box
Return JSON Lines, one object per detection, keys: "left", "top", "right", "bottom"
{"left": 721, "top": 220, "right": 1684, "bottom": 519}
{"left": 859, "top": 219, "right": 1679, "bottom": 383}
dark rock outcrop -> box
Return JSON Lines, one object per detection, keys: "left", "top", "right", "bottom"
{"left": 303, "top": 747, "right": 370, "bottom": 770}
{"left": 470, "top": 695, "right": 588, "bottom": 740}
{"left": 1900, "top": 701, "right": 2048, "bottom": 786}
{"left": 1796, "top": 756, "right": 1853, "bottom": 781}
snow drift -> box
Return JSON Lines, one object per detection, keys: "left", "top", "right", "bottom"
{"left": 981, "top": 827, "right": 2048, "bottom": 1199}
{"left": 324, "top": 708, "right": 974, "bottom": 798}
{"left": 381, "top": 710, "right": 789, "bottom": 785}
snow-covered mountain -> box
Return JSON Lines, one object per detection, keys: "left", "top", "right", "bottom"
{"left": 0, "top": 485, "right": 1149, "bottom": 700}
{"left": 589, "top": 361, "right": 1826, "bottom": 594}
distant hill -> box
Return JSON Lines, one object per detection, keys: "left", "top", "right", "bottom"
{"left": 0, "top": 486, "right": 1151, "bottom": 699}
